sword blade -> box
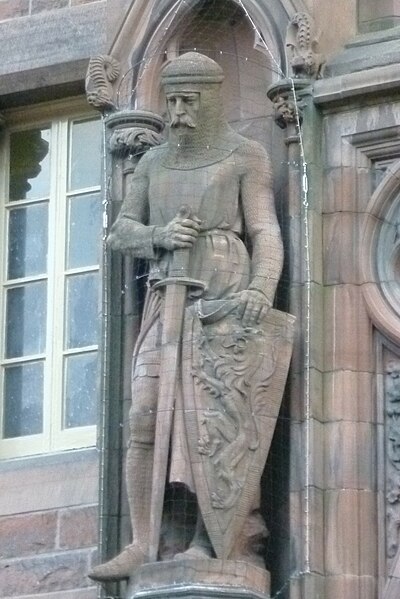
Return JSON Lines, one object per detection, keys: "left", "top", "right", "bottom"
{"left": 148, "top": 281, "right": 187, "bottom": 562}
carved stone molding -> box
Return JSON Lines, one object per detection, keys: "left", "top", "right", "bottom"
{"left": 361, "top": 159, "right": 400, "bottom": 345}
{"left": 286, "top": 12, "right": 325, "bottom": 80}
{"left": 386, "top": 359, "right": 400, "bottom": 568}
{"left": 85, "top": 54, "right": 120, "bottom": 112}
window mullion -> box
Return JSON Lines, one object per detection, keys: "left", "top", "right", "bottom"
{"left": 0, "top": 131, "right": 9, "bottom": 444}
{"left": 47, "top": 119, "right": 68, "bottom": 452}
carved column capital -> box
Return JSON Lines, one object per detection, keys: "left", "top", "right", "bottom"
{"left": 267, "top": 79, "right": 309, "bottom": 132}
{"left": 105, "top": 110, "right": 164, "bottom": 174}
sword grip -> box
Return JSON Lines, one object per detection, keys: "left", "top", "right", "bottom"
{"left": 169, "top": 204, "right": 193, "bottom": 278}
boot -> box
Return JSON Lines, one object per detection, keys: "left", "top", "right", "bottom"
{"left": 174, "top": 508, "right": 213, "bottom": 560}
{"left": 89, "top": 443, "right": 153, "bottom": 581}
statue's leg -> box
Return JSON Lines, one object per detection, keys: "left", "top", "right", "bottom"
{"left": 89, "top": 373, "right": 158, "bottom": 581}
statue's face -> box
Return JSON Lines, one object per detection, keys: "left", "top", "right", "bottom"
{"left": 166, "top": 92, "right": 200, "bottom": 129}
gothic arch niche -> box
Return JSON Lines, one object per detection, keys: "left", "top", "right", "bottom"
{"left": 132, "top": 1, "right": 293, "bottom": 594}
{"left": 103, "top": 1, "right": 305, "bottom": 595}
{"left": 133, "top": 0, "right": 281, "bottom": 124}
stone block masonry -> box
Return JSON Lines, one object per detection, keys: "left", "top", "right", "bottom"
{"left": 0, "top": 506, "right": 98, "bottom": 597}
{"left": 0, "top": 0, "right": 101, "bottom": 22}
{"left": 0, "top": 450, "right": 99, "bottom": 598}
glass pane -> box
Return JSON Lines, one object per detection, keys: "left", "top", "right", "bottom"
{"left": 6, "top": 282, "right": 47, "bottom": 358}
{"left": 67, "top": 193, "right": 102, "bottom": 268}
{"left": 3, "top": 361, "right": 44, "bottom": 438}
{"left": 64, "top": 352, "right": 97, "bottom": 428}
{"left": 66, "top": 272, "right": 99, "bottom": 349}
{"left": 8, "top": 203, "right": 48, "bottom": 279}
{"left": 9, "top": 128, "right": 50, "bottom": 201}
{"left": 69, "top": 120, "right": 101, "bottom": 191}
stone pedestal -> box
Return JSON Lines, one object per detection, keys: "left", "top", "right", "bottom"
{"left": 126, "top": 560, "right": 270, "bottom": 599}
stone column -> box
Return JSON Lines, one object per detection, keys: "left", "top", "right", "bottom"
{"left": 267, "top": 78, "right": 326, "bottom": 599}
{"left": 100, "top": 109, "right": 164, "bottom": 597}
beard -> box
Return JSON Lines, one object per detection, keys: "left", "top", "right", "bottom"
{"left": 170, "top": 115, "right": 196, "bottom": 128}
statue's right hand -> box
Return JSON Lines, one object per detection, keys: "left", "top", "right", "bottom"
{"left": 153, "top": 211, "right": 201, "bottom": 251}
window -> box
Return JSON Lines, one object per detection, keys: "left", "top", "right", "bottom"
{"left": 0, "top": 104, "right": 103, "bottom": 458}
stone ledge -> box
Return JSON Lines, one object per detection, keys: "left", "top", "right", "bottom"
{"left": 313, "top": 63, "right": 400, "bottom": 106}
{"left": 0, "top": 2, "right": 106, "bottom": 78}
{"left": 127, "top": 560, "right": 270, "bottom": 599}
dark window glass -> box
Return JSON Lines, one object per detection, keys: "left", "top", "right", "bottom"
{"left": 8, "top": 203, "right": 48, "bottom": 279}
{"left": 64, "top": 352, "right": 97, "bottom": 428}
{"left": 69, "top": 120, "right": 102, "bottom": 191}
{"left": 67, "top": 193, "right": 102, "bottom": 269}
{"left": 6, "top": 282, "right": 47, "bottom": 358}
{"left": 9, "top": 129, "right": 50, "bottom": 201}
{"left": 65, "top": 273, "right": 99, "bottom": 349}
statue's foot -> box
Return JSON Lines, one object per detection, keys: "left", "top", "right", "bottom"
{"left": 89, "top": 545, "right": 146, "bottom": 582}
{"left": 173, "top": 545, "right": 213, "bottom": 561}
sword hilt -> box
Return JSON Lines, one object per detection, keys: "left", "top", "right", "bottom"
{"left": 154, "top": 204, "right": 206, "bottom": 291}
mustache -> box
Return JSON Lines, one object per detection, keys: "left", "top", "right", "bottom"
{"left": 170, "top": 115, "right": 196, "bottom": 128}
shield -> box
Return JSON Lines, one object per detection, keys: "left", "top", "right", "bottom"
{"left": 182, "top": 301, "right": 296, "bottom": 558}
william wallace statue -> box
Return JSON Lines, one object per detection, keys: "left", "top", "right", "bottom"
{"left": 90, "top": 52, "right": 294, "bottom": 582}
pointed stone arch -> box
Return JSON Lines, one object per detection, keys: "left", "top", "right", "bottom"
{"left": 109, "top": 0, "right": 308, "bottom": 112}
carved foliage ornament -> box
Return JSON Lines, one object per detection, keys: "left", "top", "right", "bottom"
{"left": 86, "top": 54, "right": 120, "bottom": 112}
{"left": 286, "top": 12, "right": 325, "bottom": 79}
{"left": 109, "top": 127, "right": 163, "bottom": 158}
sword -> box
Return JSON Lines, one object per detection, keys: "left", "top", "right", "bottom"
{"left": 148, "top": 205, "right": 204, "bottom": 562}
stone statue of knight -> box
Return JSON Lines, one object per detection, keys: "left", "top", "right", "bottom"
{"left": 90, "top": 52, "right": 294, "bottom": 583}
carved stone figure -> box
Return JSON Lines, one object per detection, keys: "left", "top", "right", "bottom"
{"left": 386, "top": 360, "right": 400, "bottom": 562}
{"left": 89, "top": 52, "right": 294, "bottom": 584}
{"left": 286, "top": 12, "right": 325, "bottom": 79}
{"left": 85, "top": 54, "right": 120, "bottom": 111}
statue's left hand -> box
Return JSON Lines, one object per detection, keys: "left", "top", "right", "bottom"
{"left": 230, "top": 289, "right": 272, "bottom": 327}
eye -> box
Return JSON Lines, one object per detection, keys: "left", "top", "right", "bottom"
{"left": 167, "top": 97, "right": 176, "bottom": 105}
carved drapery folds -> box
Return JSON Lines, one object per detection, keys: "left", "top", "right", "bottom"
{"left": 85, "top": 54, "right": 120, "bottom": 112}
{"left": 386, "top": 359, "right": 400, "bottom": 564}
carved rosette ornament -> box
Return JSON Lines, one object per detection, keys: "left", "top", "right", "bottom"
{"left": 85, "top": 54, "right": 120, "bottom": 112}
{"left": 386, "top": 360, "right": 400, "bottom": 565}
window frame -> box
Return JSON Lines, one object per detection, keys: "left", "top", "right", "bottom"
{"left": 0, "top": 98, "right": 103, "bottom": 459}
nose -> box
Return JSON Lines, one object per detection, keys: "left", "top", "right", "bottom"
{"left": 175, "top": 98, "right": 185, "bottom": 116}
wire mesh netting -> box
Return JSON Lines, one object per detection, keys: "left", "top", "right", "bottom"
{"left": 99, "top": 1, "right": 315, "bottom": 598}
